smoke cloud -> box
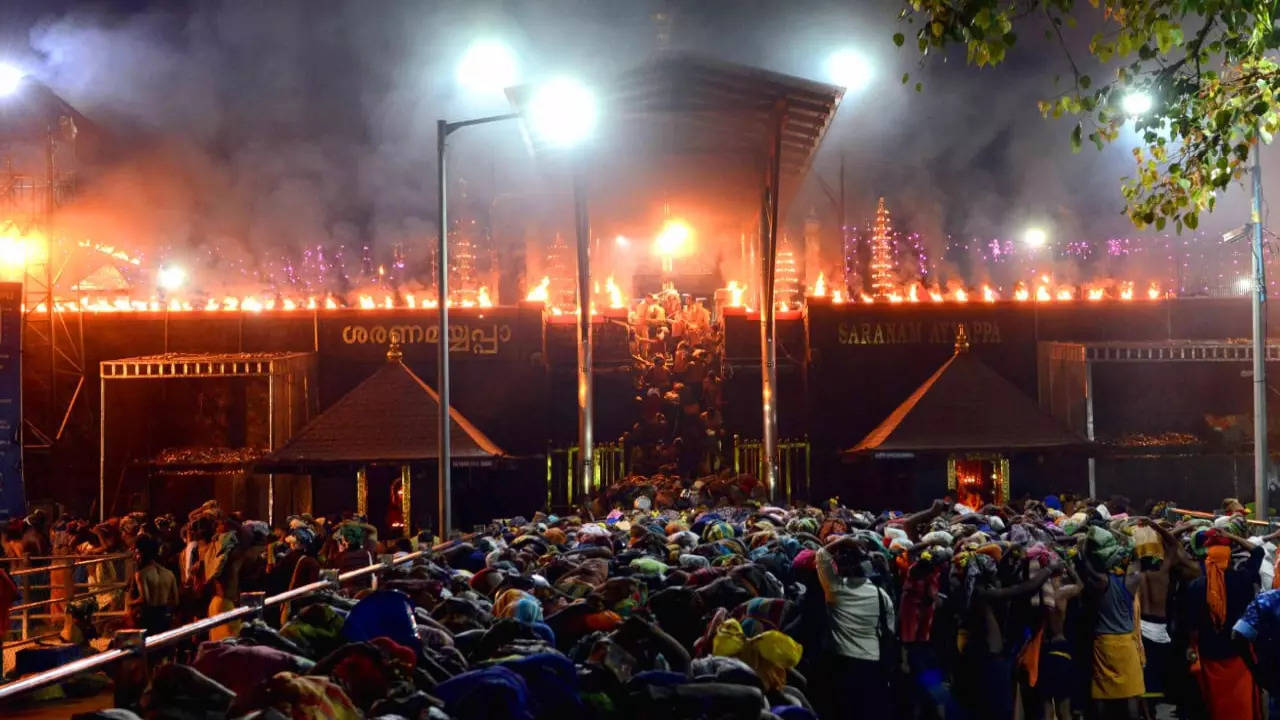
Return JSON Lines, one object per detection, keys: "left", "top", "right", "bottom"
{"left": 0, "top": 0, "right": 1269, "bottom": 299}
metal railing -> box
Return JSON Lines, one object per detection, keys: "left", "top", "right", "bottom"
{"left": 0, "top": 548, "right": 431, "bottom": 702}
{"left": 2, "top": 554, "right": 132, "bottom": 645}
{"left": 733, "top": 435, "right": 811, "bottom": 503}
{"left": 546, "top": 441, "right": 628, "bottom": 508}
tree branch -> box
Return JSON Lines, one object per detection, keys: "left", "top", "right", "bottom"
{"left": 1046, "top": 7, "right": 1083, "bottom": 89}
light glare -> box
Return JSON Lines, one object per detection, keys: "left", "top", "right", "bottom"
{"left": 456, "top": 40, "right": 519, "bottom": 93}
{"left": 0, "top": 64, "right": 24, "bottom": 97}
{"left": 1023, "top": 227, "right": 1048, "bottom": 248}
{"left": 825, "top": 49, "right": 872, "bottom": 92}
{"left": 1122, "top": 91, "right": 1153, "bottom": 117}
{"left": 654, "top": 218, "right": 693, "bottom": 257}
{"left": 158, "top": 265, "right": 187, "bottom": 291}
{"left": 527, "top": 77, "right": 598, "bottom": 148}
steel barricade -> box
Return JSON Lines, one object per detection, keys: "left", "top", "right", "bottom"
{"left": 0, "top": 548, "right": 435, "bottom": 701}
{"left": 546, "top": 440, "right": 628, "bottom": 510}
{"left": 2, "top": 554, "right": 133, "bottom": 646}
{"left": 733, "top": 435, "right": 811, "bottom": 503}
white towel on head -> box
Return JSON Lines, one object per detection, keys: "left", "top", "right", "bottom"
{"left": 884, "top": 526, "right": 908, "bottom": 543}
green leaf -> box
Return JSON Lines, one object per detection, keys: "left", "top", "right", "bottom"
{"left": 893, "top": 32, "right": 905, "bottom": 47}
{"left": 1080, "top": 74, "right": 1091, "bottom": 90}
{"left": 1185, "top": 212, "right": 1199, "bottom": 230}
{"left": 902, "top": 72, "right": 910, "bottom": 84}
{"left": 915, "top": 82, "right": 923, "bottom": 92}
{"left": 931, "top": 21, "right": 943, "bottom": 37}
{"left": 1155, "top": 216, "right": 1166, "bottom": 231}
{"left": 1071, "top": 123, "right": 1083, "bottom": 152}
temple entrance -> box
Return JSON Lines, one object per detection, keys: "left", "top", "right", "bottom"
{"left": 948, "top": 453, "right": 1009, "bottom": 510}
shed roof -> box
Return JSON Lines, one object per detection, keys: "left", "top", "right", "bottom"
{"left": 848, "top": 348, "right": 1086, "bottom": 454}
{"left": 259, "top": 354, "right": 504, "bottom": 468}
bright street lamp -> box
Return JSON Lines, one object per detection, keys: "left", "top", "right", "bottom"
{"left": 0, "top": 64, "right": 24, "bottom": 97}
{"left": 526, "top": 77, "right": 599, "bottom": 148}
{"left": 824, "top": 49, "right": 873, "bottom": 92}
{"left": 1121, "top": 91, "right": 1153, "bottom": 117}
{"left": 436, "top": 74, "right": 597, "bottom": 536}
{"left": 1023, "top": 227, "right": 1048, "bottom": 249}
{"left": 456, "top": 39, "right": 519, "bottom": 94}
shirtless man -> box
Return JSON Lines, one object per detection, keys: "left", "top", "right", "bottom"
{"left": 1136, "top": 518, "right": 1199, "bottom": 718}
{"left": 1040, "top": 562, "right": 1084, "bottom": 720}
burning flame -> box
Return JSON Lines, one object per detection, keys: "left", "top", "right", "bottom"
{"left": 1056, "top": 288, "right": 1074, "bottom": 301}
{"left": 1147, "top": 282, "right": 1161, "bottom": 300}
{"left": 1014, "top": 283, "right": 1030, "bottom": 302}
{"left": 525, "top": 276, "right": 550, "bottom": 303}
{"left": 953, "top": 287, "right": 969, "bottom": 303}
{"left": 908, "top": 284, "right": 921, "bottom": 302}
{"left": 812, "top": 272, "right": 827, "bottom": 298}
{"left": 478, "top": 286, "right": 493, "bottom": 307}
{"left": 831, "top": 289, "right": 845, "bottom": 304}
{"left": 1035, "top": 285, "right": 1051, "bottom": 302}
{"left": 727, "top": 280, "right": 745, "bottom": 308}
{"left": 928, "top": 287, "right": 944, "bottom": 303}
{"left": 1086, "top": 287, "right": 1105, "bottom": 301}
{"left": 982, "top": 285, "right": 996, "bottom": 303}
{"left": 1119, "top": 282, "right": 1134, "bottom": 301}
{"left": 604, "top": 276, "right": 623, "bottom": 309}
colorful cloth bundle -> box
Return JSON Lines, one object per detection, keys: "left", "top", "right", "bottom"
{"left": 703, "top": 521, "right": 736, "bottom": 542}
{"left": 710, "top": 618, "right": 803, "bottom": 691}
{"left": 1131, "top": 525, "right": 1164, "bottom": 570}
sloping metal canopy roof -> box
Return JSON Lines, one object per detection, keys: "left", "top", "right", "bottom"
{"left": 507, "top": 53, "right": 843, "bottom": 205}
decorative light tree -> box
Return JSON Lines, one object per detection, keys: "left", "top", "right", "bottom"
{"left": 545, "top": 232, "right": 575, "bottom": 308}
{"left": 775, "top": 235, "right": 801, "bottom": 307}
{"left": 869, "top": 197, "right": 897, "bottom": 299}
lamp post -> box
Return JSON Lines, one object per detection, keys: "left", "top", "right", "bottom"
{"left": 436, "top": 74, "right": 597, "bottom": 535}
{"left": 1250, "top": 141, "right": 1269, "bottom": 521}
{"left": 436, "top": 112, "right": 517, "bottom": 538}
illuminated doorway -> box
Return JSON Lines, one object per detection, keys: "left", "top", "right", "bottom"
{"left": 947, "top": 453, "right": 1010, "bottom": 510}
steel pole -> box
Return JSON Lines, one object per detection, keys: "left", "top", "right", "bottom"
{"left": 436, "top": 119, "right": 453, "bottom": 537}
{"left": 573, "top": 170, "right": 594, "bottom": 504}
{"left": 759, "top": 105, "right": 784, "bottom": 502}
{"left": 1252, "top": 142, "right": 1269, "bottom": 521}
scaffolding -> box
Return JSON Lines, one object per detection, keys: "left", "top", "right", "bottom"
{"left": 98, "top": 352, "right": 317, "bottom": 522}
{"left": 2, "top": 119, "right": 83, "bottom": 452}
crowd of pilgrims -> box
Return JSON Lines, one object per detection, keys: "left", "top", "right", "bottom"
{"left": 625, "top": 286, "right": 729, "bottom": 478}
{"left": 4, "top": 492, "right": 1280, "bottom": 719}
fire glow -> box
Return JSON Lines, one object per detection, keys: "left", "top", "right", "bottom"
{"left": 794, "top": 277, "right": 1167, "bottom": 306}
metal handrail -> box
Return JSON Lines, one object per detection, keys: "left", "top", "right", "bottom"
{"left": 0, "top": 549, "right": 430, "bottom": 701}
{"left": 0, "top": 554, "right": 131, "bottom": 565}
{"left": 9, "top": 583, "right": 128, "bottom": 613}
